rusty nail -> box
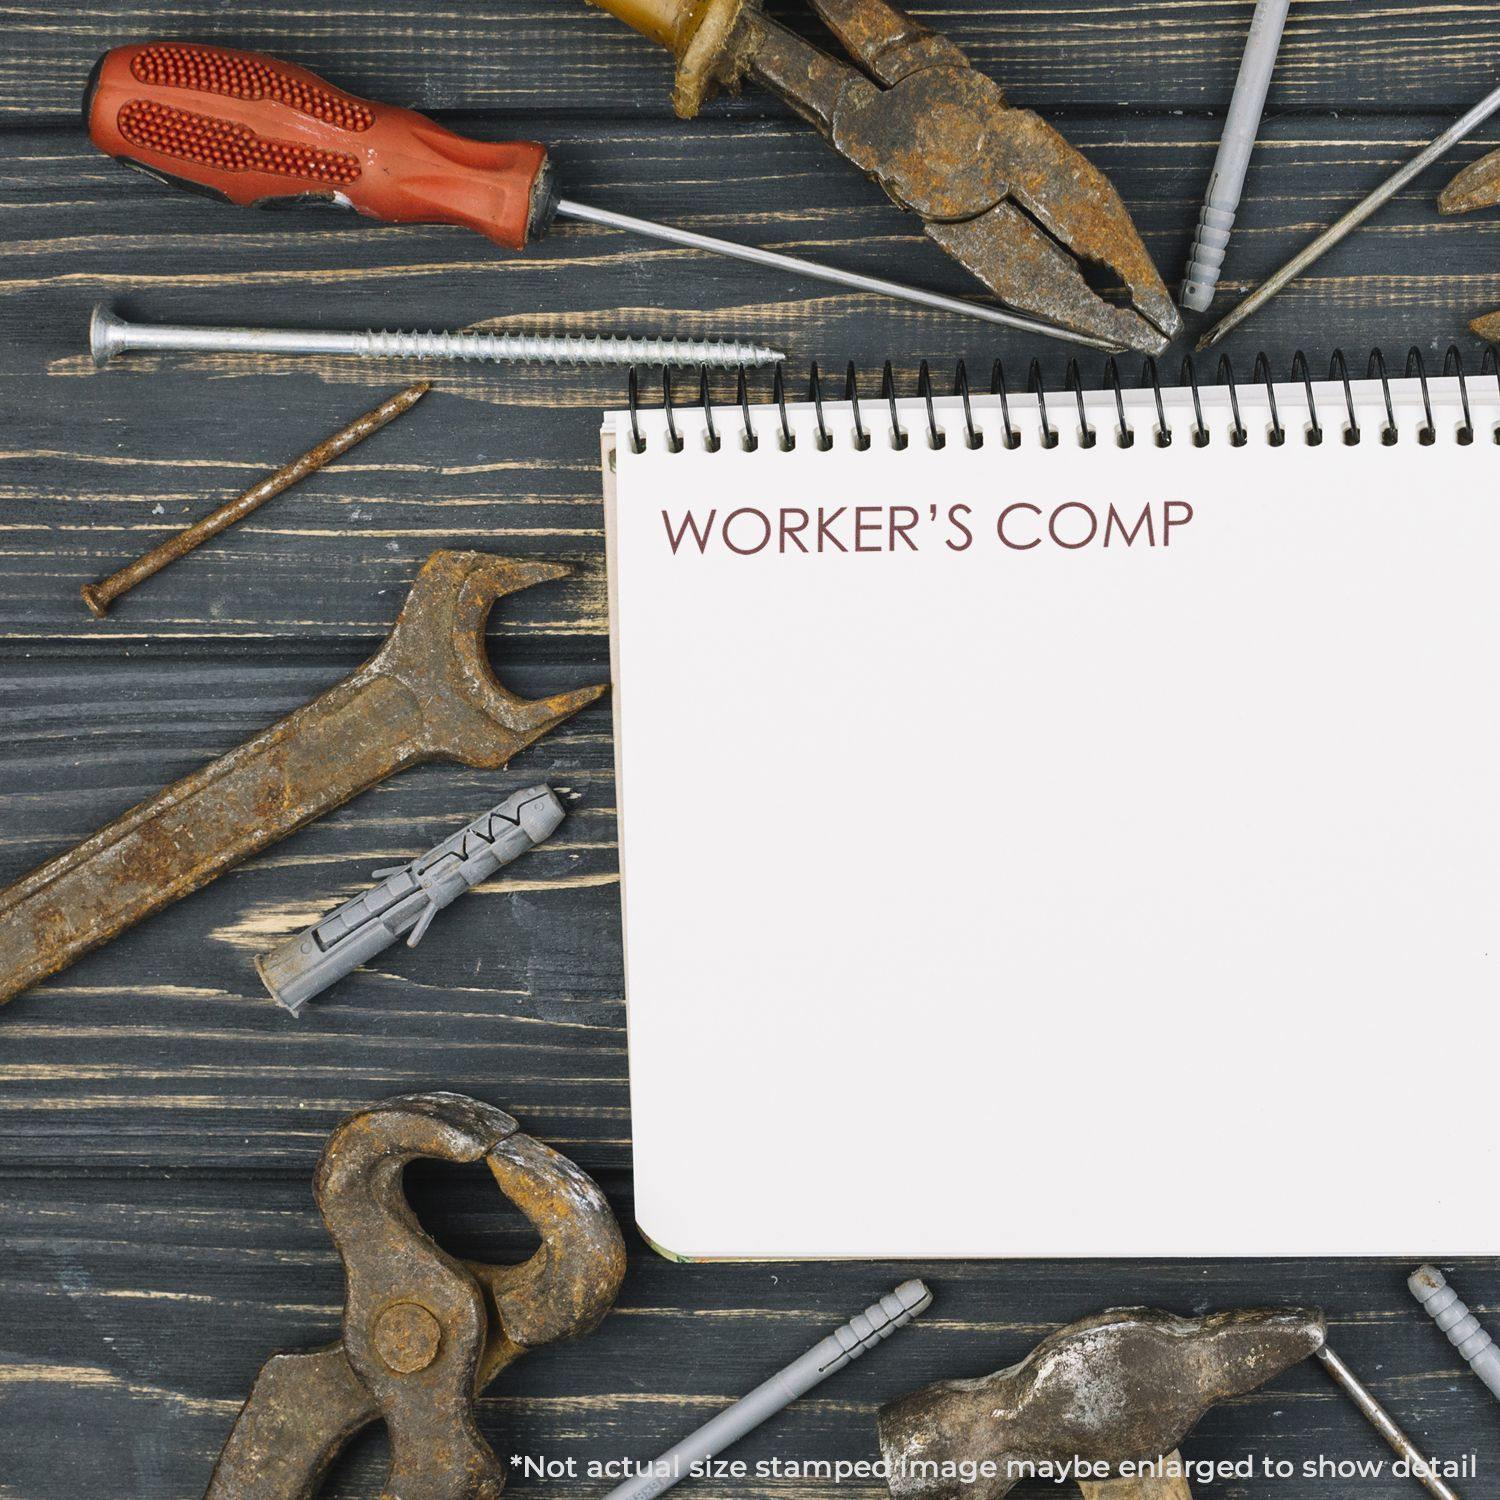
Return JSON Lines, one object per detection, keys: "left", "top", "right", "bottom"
{"left": 80, "top": 381, "right": 431, "bottom": 618}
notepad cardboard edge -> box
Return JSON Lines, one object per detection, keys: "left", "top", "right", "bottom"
{"left": 602, "top": 420, "right": 710, "bottom": 1266}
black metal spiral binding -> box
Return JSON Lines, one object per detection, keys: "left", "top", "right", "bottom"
{"left": 1445, "top": 346, "right": 1474, "bottom": 444}
{"left": 989, "top": 361, "right": 1020, "bottom": 448}
{"left": 1329, "top": 349, "right": 1360, "bottom": 444}
{"left": 1103, "top": 357, "right": 1131, "bottom": 447}
{"left": 626, "top": 347, "right": 1492, "bottom": 451}
{"left": 1367, "top": 350, "right": 1399, "bottom": 445}
{"left": 1028, "top": 358, "right": 1058, "bottom": 449}
{"left": 1252, "top": 352, "right": 1284, "bottom": 446}
{"left": 1180, "top": 356, "right": 1209, "bottom": 447}
{"left": 1142, "top": 357, "right": 1170, "bottom": 447}
{"left": 808, "top": 362, "right": 831, "bottom": 451}
{"left": 1065, "top": 360, "right": 1097, "bottom": 448}
{"left": 1218, "top": 355, "right": 1248, "bottom": 446}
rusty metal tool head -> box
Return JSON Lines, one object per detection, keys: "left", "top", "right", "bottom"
{"left": 587, "top": 0, "right": 1181, "bottom": 354}
{"left": 878, "top": 1306, "right": 1326, "bottom": 1500}
{"left": 203, "top": 1092, "right": 627, "bottom": 1500}
{"left": 1438, "top": 150, "right": 1500, "bottom": 340}
{"left": 0, "top": 551, "right": 605, "bottom": 1006}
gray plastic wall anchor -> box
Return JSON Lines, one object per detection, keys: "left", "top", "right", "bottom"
{"left": 256, "top": 785, "right": 566, "bottom": 1016}
{"left": 599, "top": 1281, "right": 933, "bottom": 1500}
{"left": 1180, "top": 0, "right": 1292, "bottom": 312}
{"left": 1409, "top": 1264, "right": 1500, "bottom": 1403}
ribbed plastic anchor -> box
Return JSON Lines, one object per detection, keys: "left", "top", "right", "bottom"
{"left": 1410, "top": 1264, "right": 1500, "bottom": 1402}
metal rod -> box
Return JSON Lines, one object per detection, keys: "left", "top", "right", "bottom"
{"left": 1198, "top": 80, "right": 1500, "bottom": 348}
{"left": 556, "top": 199, "right": 1120, "bottom": 353}
{"left": 1315, "top": 1345, "right": 1461, "bottom": 1500}
{"left": 80, "top": 383, "right": 430, "bottom": 618}
{"left": 89, "top": 305, "right": 783, "bottom": 370}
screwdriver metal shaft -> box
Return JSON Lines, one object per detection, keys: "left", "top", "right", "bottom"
{"left": 87, "top": 43, "right": 1119, "bottom": 353}
{"left": 555, "top": 199, "right": 1119, "bottom": 351}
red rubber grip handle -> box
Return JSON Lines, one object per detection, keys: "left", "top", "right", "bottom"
{"left": 87, "top": 42, "right": 554, "bottom": 251}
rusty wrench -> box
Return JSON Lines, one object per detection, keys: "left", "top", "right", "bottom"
{"left": 0, "top": 552, "right": 604, "bottom": 1005}
{"left": 204, "top": 1092, "right": 628, "bottom": 1499}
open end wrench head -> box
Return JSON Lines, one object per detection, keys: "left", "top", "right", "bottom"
{"left": 375, "top": 551, "right": 609, "bottom": 769}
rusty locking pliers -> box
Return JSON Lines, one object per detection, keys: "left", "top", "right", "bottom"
{"left": 589, "top": 0, "right": 1181, "bottom": 353}
{"left": 204, "top": 1093, "right": 627, "bottom": 1500}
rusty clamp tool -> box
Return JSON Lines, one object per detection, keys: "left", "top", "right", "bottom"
{"left": 205, "top": 1093, "right": 627, "bottom": 1500}
{"left": 587, "top": 0, "right": 1181, "bottom": 353}
{"left": 0, "top": 552, "right": 603, "bottom": 1006}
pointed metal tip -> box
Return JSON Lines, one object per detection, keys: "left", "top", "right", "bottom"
{"left": 1144, "top": 299, "right": 1185, "bottom": 346}
{"left": 530, "top": 681, "right": 610, "bottom": 733}
{"left": 503, "top": 558, "right": 573, "bottom": 592}
{"left": 1439, "top": 150, "right": 1500, "bottom": 216}
{"left": 1122, "top": 327, "right": 1172, "bottom": 358}
{"left": 493, "top": 561, "right": 575, "bottom": 610}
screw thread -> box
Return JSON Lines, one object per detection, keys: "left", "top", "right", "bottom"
{"left": 354, "top": 328, "right": 780, "bottom": 369}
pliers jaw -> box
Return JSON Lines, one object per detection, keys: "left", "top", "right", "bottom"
{"left": 595, "top": 0, "right": 1180, "bottom": 352}
{"left": 1439, "top": 149, "right": 1500, "bottom": 340}
{"left": 202, "top": 1096, "right": 626, "bottom": 1500}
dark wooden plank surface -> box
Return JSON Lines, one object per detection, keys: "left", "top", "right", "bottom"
{"left": 3, "top": 0, "right": 1500, "bottom": 119}
{"left": 2, "top": 1, "right": 1498, "bottom": 1496}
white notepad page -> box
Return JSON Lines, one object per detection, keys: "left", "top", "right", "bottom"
{"left": 603, "top": 371, "right": 1500, "bottom": 1259}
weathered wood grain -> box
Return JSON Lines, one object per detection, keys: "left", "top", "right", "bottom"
{"left": 3, "top": 0, "right": 1500, "bottom": 121}
{"left": 4, "top": 114, "right": 1500, "bottom": 653}
{"left": 3, "top": 3, "right": 1500, "bottom": 1497}
{"left": 2, "top": 1174, "right": 1494, "bottom": 1498}
{"left": 0, "top": 661, "right": 623, "bottom": 1167}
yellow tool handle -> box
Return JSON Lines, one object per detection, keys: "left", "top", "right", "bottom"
{"left": 588, "top": 0, "right": 752, "bottom": 113}
{"left": 589, "top": 0, "right": 697, "bottom": 50}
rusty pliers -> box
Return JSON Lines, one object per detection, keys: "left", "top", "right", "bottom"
{"left": 589, "top": 0, "right": 1181, "bottom": 353}
{"left": 203, "top": 1094, "right": 627, "bottom": 1500}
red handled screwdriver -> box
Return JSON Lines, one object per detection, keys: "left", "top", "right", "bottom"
{"left": 85, "top": 42, "right": 1111, "bottom": 348}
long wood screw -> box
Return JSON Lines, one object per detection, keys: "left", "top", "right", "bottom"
{"left": 89, "top": 305, "right": 784, "bottom": 370}
{"left": 81, "top": 382, "right": 430, "bottom": 618}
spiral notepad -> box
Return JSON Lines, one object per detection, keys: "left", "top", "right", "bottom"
{"left": 602, "top": 354, "right": 1500, "bottom": 1260}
